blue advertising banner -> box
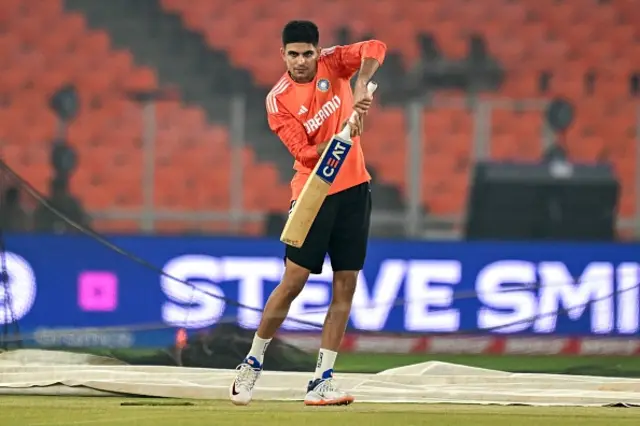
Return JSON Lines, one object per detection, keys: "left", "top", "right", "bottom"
{"left": 2, "top": 234, "right": 639, "bottom": 348}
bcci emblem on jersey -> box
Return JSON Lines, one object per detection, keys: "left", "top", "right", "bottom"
{"left": 317, "top": 79, "right": 330, "bottom": 92}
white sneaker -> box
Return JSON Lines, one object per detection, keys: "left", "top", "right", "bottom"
{"left": 304, "top": 369, "right": 354, "bottom": 406}
{"left": 229, "top": 356, "right": 262, "bottom": 406}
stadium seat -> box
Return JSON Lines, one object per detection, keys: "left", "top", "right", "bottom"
{"left": 5, "top": 0, "right": 639, "bottom": 237}
{"left": 161, "top": 0, "right": 640, "bottom": 223}
{"left": 1, "top": 0, "right": 301, "bottom": 235}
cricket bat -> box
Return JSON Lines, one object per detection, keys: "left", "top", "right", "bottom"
{"left": 280, "top": 81, "right": 378, "bottom": 248}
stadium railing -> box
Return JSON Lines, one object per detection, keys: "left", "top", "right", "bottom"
{"left": 86, "top": 94, "right": 640, "bottom": 240}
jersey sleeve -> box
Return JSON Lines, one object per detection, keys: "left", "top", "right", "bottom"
{"left": 266, "top": 96, "right": 320, "bottom": 168}
{"left": 321, "top": 40, "right": 387, "bottom": 79}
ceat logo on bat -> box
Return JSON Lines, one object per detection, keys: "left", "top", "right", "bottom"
{"left": 316, "top": 138, "right": 351, "bottom": 184}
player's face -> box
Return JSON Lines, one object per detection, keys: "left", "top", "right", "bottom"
{"left": 281, "top": 43, "right": 319, "bottom": 83}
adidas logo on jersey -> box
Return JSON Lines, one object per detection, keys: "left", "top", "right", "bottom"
{"left": 303, "top": 95, "right": 341, "bottom": 134}
{"left": 297, "top": 105, "right": 308, "bottom": 115}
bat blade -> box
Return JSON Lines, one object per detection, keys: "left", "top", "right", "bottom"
{"left": 280, "top": 134, "right": 352, "bottom": 247}
{"left": 280, "top": 82, "right": 378, "bottom": 248}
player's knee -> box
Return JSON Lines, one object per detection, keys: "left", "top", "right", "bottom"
{"left": 332, "top": 271, "right": 358, "bottom": 301}
{"left": 281, "top": 261, "right": 310, "bottom": 300}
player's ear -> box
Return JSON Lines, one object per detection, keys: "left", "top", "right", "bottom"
{"left": 280, "top": 47, "right": 286, "bottom": 62}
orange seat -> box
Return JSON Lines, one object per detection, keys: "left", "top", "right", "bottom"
{"left": 5, "top": 0, "right": 640, "bottom": 235}
{"left": 1, "top": 3, "right": 294, "bottom": 236}
{"left": 157, "top": 0, "right": 639, "bottom": 224}
{"left": 122, "top": 66, "right": 158, "bottom": 92}
{"left": 72, "top": 30, "right": 112, "bottom": 59}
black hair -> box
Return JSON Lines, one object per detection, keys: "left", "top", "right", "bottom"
{"left": 282, "top": 20, "right": 319, "bottom": 47}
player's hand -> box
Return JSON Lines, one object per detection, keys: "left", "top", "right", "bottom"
{"left": 353, "top": 80, "right": 373, "bottom": 115}
{"left": 342, "top": 114, "right": 364, "bottom": 138}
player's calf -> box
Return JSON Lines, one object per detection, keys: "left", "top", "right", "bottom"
{"left": 230, "top": 261, "right": 310, "bottom": 406}
{"left": 255, "top": 260, "right": 309, "bottom": 338}
{"left": 321, "top": 271, "right": 358, "bottom": 350}
{"left": 302, "top": 272, "right": 358, "bottom": 406}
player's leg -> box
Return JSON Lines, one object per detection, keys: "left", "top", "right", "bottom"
{"left": 229, "top": 260, "right": 309, "bottom": 406}
{"left": 230, "top": 198, "right": 337, "bottom": 406}
{"left": 304, "top": 182, "right": 372, "bottom": 406}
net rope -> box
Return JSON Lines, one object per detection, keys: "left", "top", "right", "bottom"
{"left": 0, "top": 159, "right": 637, "bottom": 343}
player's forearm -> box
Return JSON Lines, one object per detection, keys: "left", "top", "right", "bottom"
{"left": 356, "top": 39, "right": 386, "bottom": 83}
{"left": 284, "top": 139, "right": 320, "bottom": 167}
{"left": 325, "top": 39, "right": 386, "bottom": 79}
{"left": 356, "top": 58, "right": 380, "bottom": 84}
{"left": 274, "top": 122, "right": 320, "bottom": 167}
{"left": 316, "top": 141, "right": 328, "bottom": 156}
{"left": 291, "top": 145, "right": 321, "bottom": 168}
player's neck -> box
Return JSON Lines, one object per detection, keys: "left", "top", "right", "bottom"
{"left": 288, "top": 71, "right": 316, "bottom": 84}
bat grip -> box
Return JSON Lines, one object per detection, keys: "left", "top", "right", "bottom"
{"left": 340, "top": 82, "right": 378, "bottom": 138}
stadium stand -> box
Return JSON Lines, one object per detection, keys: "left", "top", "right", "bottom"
{"left": 0, "top": 0, "right": 294, "bottom": 234}
{"left": 2, "top": 0, "right": 639, "bottom": 234}
{"left": 157, "top": 0, "right": 639, "bottom": 219}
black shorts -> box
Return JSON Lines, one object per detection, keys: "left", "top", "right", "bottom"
{"left": 284, "top": 181, "right": 372, "bottom": 274}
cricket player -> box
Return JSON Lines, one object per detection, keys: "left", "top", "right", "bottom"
{"left": 230, "top": 20, "right": 386, "bottom": 406}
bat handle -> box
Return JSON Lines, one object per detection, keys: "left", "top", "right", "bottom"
{"left": 341, "top": 82, "right": 378, "bottom": 137}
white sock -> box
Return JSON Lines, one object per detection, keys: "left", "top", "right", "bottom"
{"left": 246, "top": 334, "right": 272, "bottom": 364}
{"left": 313, "top": 348, "right": 338, "bottom": 379}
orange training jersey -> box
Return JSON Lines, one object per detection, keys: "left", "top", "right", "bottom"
{"left": 265, "top": 40, "right": 387, "bottom": 201}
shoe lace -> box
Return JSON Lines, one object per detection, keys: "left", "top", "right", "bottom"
{"left": 235, "top": 363, "right": 260, "bottom": 389}
{"left": 315, "top": 377, "right": 340, "bottom": 394}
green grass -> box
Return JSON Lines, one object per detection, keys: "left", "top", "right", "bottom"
{"left": 2, "top": 397, "right": 639, "bottom": 426}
